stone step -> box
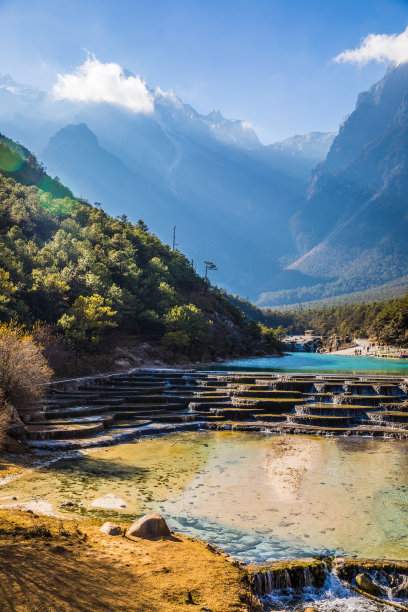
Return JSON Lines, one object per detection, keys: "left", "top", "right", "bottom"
{"left": 370, "top": 411, "right": 408, "bottom": 423}
{"left": 232, "top": 397, "right": 302, "bottom": 409}
{"left": 208, "top": 408, "right": 260, "bottom": 420}
{"left": 77, "top": 386, "right": 167, "bottom": 395}
{"left": 230, "top": 390, "right": 304, "bottom": 399}
{"left": 297, "top": 404, "right": 380, "bottom": 416}
{"left": 253, "top": 414, "right": 288, "bottom": 422}
{"left": 27, "top": 422, "right": 202, "bottom": 450}
{"left": 115, "top": 403, "right": 186, "bottom": 413}
{"left": 111, "top": 395, "right": 188, "bottom": 405}
{"left": 328, "top": 395, "right": 405, "bottom": 406}
{"left": 130, "top": 413, "right": 202, "bottom": 424}
{"left": 29, "top": 414, "right": 115, "bottom": 428}
{"left": 25, "top": 422, "right": 105, "bottom": 440}
{"left": 114, "top": 409, "right": 184, "bottom": 420}
{"left": 288, "top": 414, "right": 354, "bottom": 427}
{"left": 188, "top": 401, "right": 232, "bottom": 412}
{"left": 183, "top": 412, "right": 226, "bottom": 420}
{"left": 273, "top": 381, "right": 317, "bottom": 392}
{"left": 44, "top": 397, "right": 125, "bottom": 408}
{"left": 194, "top": 394, "right": 232, "bottom": 401}
{"left": 43, "top": 405, "right": 113, "bottom": 419}
{"left": 381, "top": 403, "right": 408, "bottom": 412}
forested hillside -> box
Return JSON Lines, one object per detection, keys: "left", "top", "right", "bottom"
{"left": 264, "top": 294, "right": 408, "bottom": 346}
{"left": 0, "top": 133, "right": 280, "bottom": 375}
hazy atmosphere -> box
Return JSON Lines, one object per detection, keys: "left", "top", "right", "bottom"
{"left": 0, "top": 2, "right": 408, "bottom": 611}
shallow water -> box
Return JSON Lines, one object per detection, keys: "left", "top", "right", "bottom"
{"left": 2, "top": 432, "right": 407, "bottom": 564}
{"left": 222, "top": 351, "right": 408, "bottom": 374}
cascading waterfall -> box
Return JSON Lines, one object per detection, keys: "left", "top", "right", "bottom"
{"left": 253, "top": 560, "right": 408, "bottom": 611}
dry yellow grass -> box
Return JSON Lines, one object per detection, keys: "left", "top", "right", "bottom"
{"left": 0, "top": 510, "right": 261, "bottom": 612}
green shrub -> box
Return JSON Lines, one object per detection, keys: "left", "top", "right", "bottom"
{"left": 163, "top": 304, "right": 213, "bottom": 358}
{"left": 58, "top": 294, "right": 117, "bottom": 346}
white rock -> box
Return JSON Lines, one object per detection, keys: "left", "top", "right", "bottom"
{"left": 100, "top": 522, "right": 122, "bottom": 536}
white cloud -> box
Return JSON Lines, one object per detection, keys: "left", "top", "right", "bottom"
{"left": 52, "top": 56, "right": 154, "bottom": 113}
{"left": 335, "top": 27, "right": 408, "bottom": 65}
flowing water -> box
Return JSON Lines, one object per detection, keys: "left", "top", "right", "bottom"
{"left": 1, "top": 432, "right": 407, "bottom": 565}
{"left": 221, "top": 351, "right": 408, "bottom": 374}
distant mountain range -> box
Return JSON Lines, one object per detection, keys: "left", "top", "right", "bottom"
{"left": 261, "top": 63, "right": 408, "bottom": 306}
{"left": 0, "top": 73, "right": 333, "bottom": 297}
{"left": 3, "top": 64, "right": 408, "bottom": 308}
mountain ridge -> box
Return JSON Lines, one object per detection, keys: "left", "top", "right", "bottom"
{"left": 258, "top": 63, "right": 408, "bottom": 307}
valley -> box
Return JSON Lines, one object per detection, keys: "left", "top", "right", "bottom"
{"left": 1, "top": 7, "right": 408, "bottom": 611}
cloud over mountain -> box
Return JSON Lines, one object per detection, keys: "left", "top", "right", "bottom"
{"left": 335, "top": 27, "right": 408, "bottom": 66}
{"left": 52, "top": 56, "right": 154, "bottom": 113}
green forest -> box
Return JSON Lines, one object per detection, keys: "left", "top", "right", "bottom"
{"left": 262, "top": 296, "right": 408, "bottom": 346}
{"left": 0, "top": 133, "right": 281, "bottom": 376}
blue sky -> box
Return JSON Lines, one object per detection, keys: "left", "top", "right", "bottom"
{"left": 1, "top": 0, "right": 408, "bottom": 141}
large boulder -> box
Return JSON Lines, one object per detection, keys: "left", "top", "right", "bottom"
{"left": 126, "top": 513, "right": 171, "bottom": 540}
{"left": 100, "top": 522, "right": 122, "bottom": 536}
{"left": 355, "top": 573, "right": 386, "bottom": 597}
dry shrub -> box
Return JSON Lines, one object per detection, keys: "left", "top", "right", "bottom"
{"left": 31, "top": 322, "right": 71, "bottom": 376}
{"left": 0, "top": 390, "right": 11, "bottom": 449}
{"left": 0, "top": 323, "right": 53, "bottom": 420}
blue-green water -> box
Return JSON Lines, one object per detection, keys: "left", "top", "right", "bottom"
{"left": 221, "top": 351, "right": 408, "bottom": 374}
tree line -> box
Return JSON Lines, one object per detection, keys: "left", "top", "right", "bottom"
{"left": 261, "top": 297, "right": 408, "bottom": 346}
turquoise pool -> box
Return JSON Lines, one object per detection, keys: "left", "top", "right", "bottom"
{"left": 221, "top": 351, "right": 408, "bottom": 374}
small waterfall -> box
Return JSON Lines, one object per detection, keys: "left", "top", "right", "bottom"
{"left": 295, "top": 404, "right": 310, "bottom": 415}
{"left": 232, "top": 397, "right": 252, "bottom": 407}
{"left": 400, "top": 382, "right": 408, "bottom": 395}
{"left": 367, "top": 412, "right": 384, "bottom": 424}
{"left": 332, "top": 394, "right": 348, "bottom": 405}
{"left": 253, "top": 559, "right": 408, "bottom": 610}
{"left": 251, "top": 563, "right": 324, "bottom": 597}
{"left": 255, "top": 378, "right": 276, "bottom": 389}
{"left": 181, "top": 414, "right": 196, "bottom": 422}
{"left": 334, "top": 558, "right": 408, "bottom": 604}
